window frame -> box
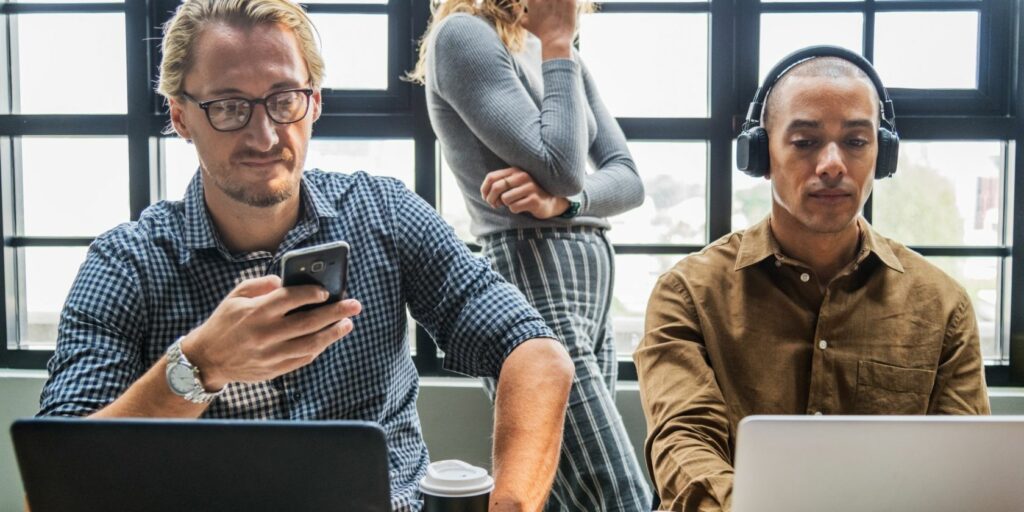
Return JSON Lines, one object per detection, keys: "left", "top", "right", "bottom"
{"left": 0, "top": 0, "right": 1019, "bottom": 387}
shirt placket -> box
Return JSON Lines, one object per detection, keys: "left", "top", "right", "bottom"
{"left": 775, "top": 254, "right": 831, "bottom": 415}
{"left": 805, "top": 252, "right": 866, "bottom": 415}
{"left": 807, "top": 287, "right": 836, "bottom": 415}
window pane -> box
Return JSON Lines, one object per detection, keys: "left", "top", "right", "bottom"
{"left": 307, "top": 139, "right": 415, "bottom": 189}
{"left": 21, "top": 246, "right": 88, "bottom": 350}
{"left": 580, "top": 13, "right": 708, "bottom": 117}
{"left": 873, "top": 141, "right": 1003, "bottom": 246}
{"left": 759, "top": 13, "right": 863, "bottom": 83}
{"left": 609, "top": 142, "right": 706, "bottom": 245}
{"left": 612, "top": 253, "right": 685, "bottom": 358}
{"left": 15, "top": 13, "right": 126, "bottom": 113}
{"left": 163, "top": 137, "right": 200, "bottom": 202}
{"left": 22, "top": 137, "right": 130, "bottom": 236}
{"left": 732, "top": 142, "right": 772, "bottom": 232}
{"left": 439, "top": 150, "right": 474, "bottom": 243}
{"left": 310, "top": 14, "right": 388, "bottom": 90}
{"left": 15, "top": 0, "right": 123, "bottom": 3}
{"left": 926, "top": 256, "right": 1002, "bottom": 361}
{"left": 874, "top": 11, "right": 979, "bottom": 89}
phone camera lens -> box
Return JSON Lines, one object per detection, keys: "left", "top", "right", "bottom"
{"left": 311, "top": 261, "right": 326, "bottom": 273}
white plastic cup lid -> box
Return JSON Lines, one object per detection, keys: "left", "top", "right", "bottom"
{"left": 419, "top": 460, "right": 494, "bottom": 497}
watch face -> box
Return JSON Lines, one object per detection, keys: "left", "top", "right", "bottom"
{"left": 168, "top": 364, "right": 195, "bottom": 395}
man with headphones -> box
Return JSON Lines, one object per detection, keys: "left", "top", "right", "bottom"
{"left": 634, "top": 46, "right": 990, "bottom": 511}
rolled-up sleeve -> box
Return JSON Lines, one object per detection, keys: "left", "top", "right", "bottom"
{"left": 635, "top": 270, "right": 734, "bottom": 512}
{"left": 38, "top": 238, "right": 146, "bottom": 417}
{"left": 394, "top": 185, "right": 554, "bottom": 378}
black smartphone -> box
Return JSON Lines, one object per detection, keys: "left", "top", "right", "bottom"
{"left": 279, "top": 240, "right": 349, "bottom": 313}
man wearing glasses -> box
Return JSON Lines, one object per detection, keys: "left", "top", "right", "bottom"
{"left": 37, "top": 1, "right": 574, "bottom": 511}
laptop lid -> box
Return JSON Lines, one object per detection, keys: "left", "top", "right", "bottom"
{"left": 733, "top": 415, "right": 1024, "bottom": 512}
{"left": 11, "top": 417, "right": 391, "bottom": 512}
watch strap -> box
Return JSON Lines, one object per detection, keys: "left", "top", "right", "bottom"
{"left": 558, "top": 197, "right": 582, "bottom": 219}
{"left": 165, "top": 337, "right": 224, "bottom": 404}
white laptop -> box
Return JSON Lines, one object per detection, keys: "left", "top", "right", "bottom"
{"left": 733, "top": 415, "right": 1024, "bottom": 512}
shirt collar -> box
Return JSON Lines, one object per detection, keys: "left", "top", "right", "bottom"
{"left": 734, "top": 216, "right": 778, "bottom": 271}
{"left": 733, "top": 215, "right": 904, "bottom": 273}
{"left": 857, "top": 217, "right": 904, "bottom": 273}
{"left": 181, "top": 170, "right": 339, "bottom": 255}
{"left": 182, "top": 170, "right": 220, "bottom": 252}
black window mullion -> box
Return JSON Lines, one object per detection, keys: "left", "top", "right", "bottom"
{"left": 0, "top": 3, "right": 125, "bottom": 15}
{"left": 126, "top": 0, "right": 153, "bottom": 220}
{"left": 594, "top": 2, "right": 710, "bottom": 14}
{"left": 300, "top": 3, "right": 387, "bottom": 15}
{"left": 708, "top": 0, "right": 739, "bottom": 242}
{"left": 864, "top": 0, "right": 876, "bottom": 225}
{"left": 9, "top": 128, "right": 24, "bottom": 353}
{"left": 1, "top": 134, "right": 16, "bottom": 355}
{"left": 410, "top": 0, "right": 439, "bottom": 375}
{"left": 1008, "top": 0, "right": 1024, "bottom": 384}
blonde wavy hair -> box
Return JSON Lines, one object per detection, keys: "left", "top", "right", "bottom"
{"left": 407, "top": 0, "right": 595, "bottom": 84}
{"left": 157, "top": 0, "right": 324, "bottom": 101}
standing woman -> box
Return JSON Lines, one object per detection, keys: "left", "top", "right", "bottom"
{"left": 411, "top": 0, "right": 651, "bottom": 510}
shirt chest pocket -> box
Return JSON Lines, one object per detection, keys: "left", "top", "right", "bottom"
{"left": 853, "top": 360, "right": 936, "bottom": 414}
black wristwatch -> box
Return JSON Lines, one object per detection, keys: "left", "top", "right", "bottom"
{"left": 559, "top": 198, "right": 581, "bottom": 219}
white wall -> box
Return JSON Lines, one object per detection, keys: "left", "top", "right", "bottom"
{"left": 1, "top": 371, "right": 1022, "bottom": 512}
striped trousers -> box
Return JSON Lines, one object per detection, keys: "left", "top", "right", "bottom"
{"left": 480, "top": 226, "right": 651, "bottom": 512}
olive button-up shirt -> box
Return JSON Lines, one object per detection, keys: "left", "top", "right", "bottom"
{"left": 635, "top": 217, "right": 990, "bottom": 512}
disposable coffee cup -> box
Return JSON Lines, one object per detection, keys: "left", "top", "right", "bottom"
{"left": 419, "top": 459, "right": 493, "bottom": 512}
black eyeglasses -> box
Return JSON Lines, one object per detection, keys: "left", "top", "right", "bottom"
{"left": 181, "top": 88, "right": 314, "bottom": 132}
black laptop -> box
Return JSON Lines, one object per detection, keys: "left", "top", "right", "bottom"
{"left": 11, "top": 418, "right": 391, "bottom": 512}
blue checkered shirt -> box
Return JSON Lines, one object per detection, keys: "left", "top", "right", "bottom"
{"left": 38, "top": 169, "right": 556, "bottom": 511}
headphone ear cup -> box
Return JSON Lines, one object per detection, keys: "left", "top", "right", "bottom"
{"left": 736, "top": 127, "right": 770, "bottom": 178}
{"left": 875, "top": 127, "right": 900, "bottom": 179}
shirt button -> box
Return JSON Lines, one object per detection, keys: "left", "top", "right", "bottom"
{"left": 819, "top": 339, "right": 828, "bottom": 350}
{"left": 800, "top": 272, "right": 811, "bottom": 282}
{"left": 774, "top": 259, "right": 782, "bottom": 267}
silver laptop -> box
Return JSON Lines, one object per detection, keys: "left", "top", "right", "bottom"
{"left": 733, "top": 415, "right": 1024, "bottom": 512}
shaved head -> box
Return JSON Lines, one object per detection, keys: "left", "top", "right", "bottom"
{"left": 763, "top": 57, "right": 880, "bottom": 131}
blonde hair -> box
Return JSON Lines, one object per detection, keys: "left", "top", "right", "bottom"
{"left": 407, "top": 0, "right": 595, "bottom": 84}
{"left": 157, "top": 0, "right": 324, "bottom": 101}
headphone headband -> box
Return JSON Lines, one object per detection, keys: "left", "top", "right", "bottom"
{"left": 744, "top": 45, "right": 896, "bottom": 132}
{"left": 735, "top": 45, "right": 900, "bottom": 180}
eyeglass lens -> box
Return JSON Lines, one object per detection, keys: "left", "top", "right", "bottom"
{"left": 206, "top": 90, "right": 309, "bottom": 131}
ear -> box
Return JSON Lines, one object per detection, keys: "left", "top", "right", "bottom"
{"left": 310, "top": 88, "right": 322, "bottom": 123}
{"left": 168, "top": 96, "right": 193, "bottom": 141}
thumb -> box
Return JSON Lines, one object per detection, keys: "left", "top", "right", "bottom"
{"left": 230, "top": 275, "right": 282, "bottom": 298}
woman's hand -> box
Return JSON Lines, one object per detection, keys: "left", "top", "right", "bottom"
{"left": 521, "top": 0, "right": 576, "bottom": 60}
{"left": 481, "top": 167, "right": 571, "bottom": 220}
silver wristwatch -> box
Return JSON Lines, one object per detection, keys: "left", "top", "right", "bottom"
{"left": 165, "top": 337, "right": 224, "bottom": 404}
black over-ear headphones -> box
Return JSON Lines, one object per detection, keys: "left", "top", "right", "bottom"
{"left": 735, "top": 45, "right": 899, "bottom": 180}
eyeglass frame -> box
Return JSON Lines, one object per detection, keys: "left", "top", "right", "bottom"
{"left": 180, "top": 88, "right": 316, "bottom": 132}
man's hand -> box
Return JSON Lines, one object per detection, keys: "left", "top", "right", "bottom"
{"left": 182, "top": 275, "right": 361, "bottom": 390}
{"left": 480, "top": 167, "right": 571, "bottom": 220}
{"left": 521, "top": 0, "right": 577, "bottom": 61}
